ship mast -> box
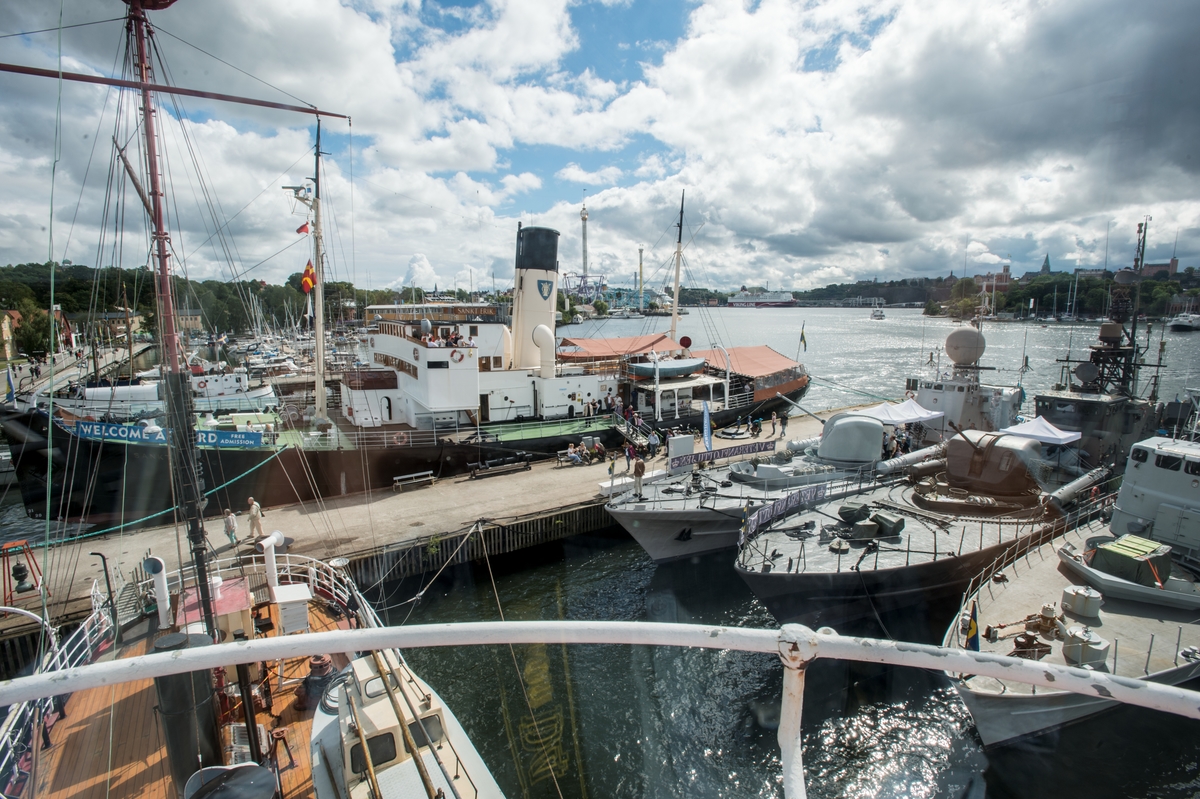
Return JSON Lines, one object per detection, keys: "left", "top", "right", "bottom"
{"left": 287, "top": 120, "right": 328, "bottom": 423}
{"left": 129, "top": 0, "right": 216, "bottom": 639}
{"left": 669, "top": 191, "right": 684, "bottom": 346}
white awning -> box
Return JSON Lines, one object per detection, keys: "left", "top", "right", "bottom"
{"left": 855, "top": 398, "right": 945, "bottom": 425}
{"left": 1000, "top": 416, "right": 1082, "bottom": 445}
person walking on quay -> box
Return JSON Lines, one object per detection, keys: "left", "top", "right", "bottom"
{"left": 223, "top": 508, "right": 239, "bottom": 548}
{"left": 780, "top": 412, "right": 788, "bottom": 439}
{"left": 770, "top": 411, "right": 778, "bottom": 437}
{"left": 633, "top": 455, "right": 646, "bottom": 498}
{"left": 247, "top": 496, "right": 263, "bottom": 539}
{"left": 647, "top": 429, "right": 661, "bottom": 458}
{"left": 624, "top": 442, "right": 634, "bottom": 472}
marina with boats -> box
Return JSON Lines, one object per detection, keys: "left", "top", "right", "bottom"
{"left": 2, "top": 1, "right": 1200, "bottom": 798}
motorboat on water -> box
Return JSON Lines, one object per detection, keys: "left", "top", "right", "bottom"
{"left": 870, "top": 307, "right": 886, "bottom": 320}
{"left": 1167, "top": 311, "right": 1200, "bottom": 331}
{"left": 946, "top": 435, "right": 1200, "bottom": 747}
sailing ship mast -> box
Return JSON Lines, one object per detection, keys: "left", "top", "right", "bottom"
{"left": 669, "top": 191, "right": 685, "bottom": 346}
{"left": 0, "top": 0, "right": 348, "bottom": 639}
{"left": 287, "top": 121, "right": 328, "bottom": 423}
{"left": 126, "top": 0, "right": 217, "bottom": 639}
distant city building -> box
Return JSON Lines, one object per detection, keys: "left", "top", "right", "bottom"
{"left": 974, "top": 264, "right": 1012, "bottom": 292}
{"left": 1144, "top": 258, "right": 1179, "bottom": 277}
{"left": 177, "top": 308, "right": 204, "bottom": 331}
{"left": 1040, "top": 254, "right": 1052, "bottom": 274}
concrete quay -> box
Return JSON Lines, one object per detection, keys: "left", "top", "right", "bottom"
{"left": 5, "top": 402, "right": 881, "bottom": 654}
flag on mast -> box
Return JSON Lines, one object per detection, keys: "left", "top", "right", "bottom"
{"left": 296, "top": 221, "right": 310, "bottom": 235}
{"left": 305, "top": 293, "right": 314, "bottom": 323}
{"left": 4, "top": 367, "right": 14, "bottom": 403}
{"left": 301, "top": 260, "right": 316, "bottom": 294}
{"left": 800, "top": 322, "right": 807, "bottom": 352}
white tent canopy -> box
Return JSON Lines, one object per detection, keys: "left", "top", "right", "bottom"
{"left": 855, "top": 398, "right": 945, "bottom": 425}
{"left": 1000, "top": 416, "right": 1082, "bottom": 445}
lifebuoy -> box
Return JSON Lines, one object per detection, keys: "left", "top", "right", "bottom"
{"left": 450, "top": 349, "right": 464, "bottom": 363}
{"left": 197, "top": 380, "right": 207, "bottom": 389}
{"left": 393, "top": 432, "right": 408, "bottom": 445}
{"left": 413, "top": 347, "right": 420, "bottom": 362}
{"left": 905, "top": 390, "right": 915, "bottom": 399}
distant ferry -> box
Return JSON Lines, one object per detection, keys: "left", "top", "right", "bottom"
{"left": 727, "top": 290, "right": 797, "bottom": 308}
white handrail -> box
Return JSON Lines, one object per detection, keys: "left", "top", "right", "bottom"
{"left": 3, "top": 620, "right": 1198, "bottom": 798}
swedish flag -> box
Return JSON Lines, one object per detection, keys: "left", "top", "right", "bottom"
{"left": 965, "top": 599, "right": 980, "bottom": 651}
{"left": 608, "top": 458, "right": 615, "bottom": 476}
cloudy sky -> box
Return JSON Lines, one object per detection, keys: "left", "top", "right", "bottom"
{"left": 1, "top": 0, "right": 1197, "bottom": 295}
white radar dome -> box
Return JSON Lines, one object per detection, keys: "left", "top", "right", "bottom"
{"left": 945, "top": 327, "right": 986, "bottom": 365}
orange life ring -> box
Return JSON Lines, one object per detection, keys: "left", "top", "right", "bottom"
{"left": 450, "top": 349, "right": 464, "bottom": 363}
{"left": 393, "top": 432, "right": 408, "bottom": 445}
{"left": 905, "top": 390, "right": 915, "bottom": 399}
{"left": 197, "top": 380, "right": 207, "bottom": 389}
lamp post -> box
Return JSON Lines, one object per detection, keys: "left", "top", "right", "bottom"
{"left": 90, "top": 552, "right": 121, "bottom": 645}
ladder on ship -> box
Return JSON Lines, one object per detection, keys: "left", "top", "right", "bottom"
{"left": 614, "top": 414, "right": 652, "bottom": 447}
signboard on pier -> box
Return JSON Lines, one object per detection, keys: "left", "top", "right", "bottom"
{"left": 76, "top": 421, "right": 263, "bottom": 448}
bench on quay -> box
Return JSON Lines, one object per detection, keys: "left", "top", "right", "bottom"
{"left": 393, "top": 470, "right": 435, "bottom": 491}
{"left": 469, "top": 452, "right": 532, "bottom": 479}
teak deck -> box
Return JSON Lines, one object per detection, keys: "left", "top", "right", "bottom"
{"left": 24, "top": 594, "right": 351, "bottom": 799}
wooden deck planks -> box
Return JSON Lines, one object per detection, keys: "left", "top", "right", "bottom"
{"left": 26, "top": 595, "right": 350, "bottom": 799}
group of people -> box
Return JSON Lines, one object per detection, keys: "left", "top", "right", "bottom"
{"left": 421, "top": 330, "right": 476, "bottom": 348}
{"left": 565, "top": 440, "right": 608, "bottom": 465}
{"left": 216, "top": 495, "right": 265, "bottom": 549}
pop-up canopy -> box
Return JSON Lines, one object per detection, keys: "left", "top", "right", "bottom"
{"left": 856, "top": 398, "right": 945, "bottom": 425}
{"left": 1000, "top": 416, "right": 1081, "bottom": 445}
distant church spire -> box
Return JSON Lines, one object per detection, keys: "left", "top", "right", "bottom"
{"left": 1040, "top": 254, "right": 1051, "bottom": 274}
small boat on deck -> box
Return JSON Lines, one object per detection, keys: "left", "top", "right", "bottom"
{"left": 626, "top": 355, "right": 707, "bottom": 379}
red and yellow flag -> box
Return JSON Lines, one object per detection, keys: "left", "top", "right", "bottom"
{"left": 301, "top": 260, "right": 316, "bottom": 294}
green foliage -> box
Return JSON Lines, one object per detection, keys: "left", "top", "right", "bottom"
{"left": 13, "top": 298, "right": 54, "bottom": 355}
{"left": 923, "top": 299, "right": 942, "bottom": 316}
{"left": 592, "top": 299, "right": 609, "bottom": 316}
{"left": 951, "top": 277, "right": 979, "bottom": 300}
{"left": 647, "top": 301, "right": 660, "bottom": 311}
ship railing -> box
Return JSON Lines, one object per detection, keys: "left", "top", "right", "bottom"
{"left": 947, "top": 489, "right": 1120, "bottom": 649}
{"left": 0, "top": 601, "right": 114, "bottom": 794}
{"left": 4, "top": 620, "right": 1200, "bottom": 799}
{"left": 736, "top": 470, "right": 891, "bottom": 567}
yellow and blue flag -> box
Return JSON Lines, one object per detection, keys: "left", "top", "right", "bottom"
{"left": 4, "top": 367, "right": 14, "bottom": 403}
{"left": 965, "top": 599, "right": 980, "bottom": 651}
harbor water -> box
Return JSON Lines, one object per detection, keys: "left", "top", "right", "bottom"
{"left": 385, "top": 531, "right": 1200, "bottom": 799}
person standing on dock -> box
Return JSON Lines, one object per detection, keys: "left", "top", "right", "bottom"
{"left": 223, "top": 509, "right": 239, "bottom": 547}
{"left": 647, "top": 429, "right": 661, "bottom": 458}
{"left": 624, "top": 443, "right": 634, "bottom": 472}
{"left": 780, "top": 413, "right": 788, "bottom": 439}
{"left": 770, "top": 411, "right": 778, "bottom": 437}
{"left": 633, "top": 455, "right": 646, "bottom": 498}
{"left": 247, "top": 496, "right": 263, "bottom": 539}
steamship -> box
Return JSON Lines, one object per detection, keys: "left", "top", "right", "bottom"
{"left": 4, "top": 225, "right": 809, "bottom": 526}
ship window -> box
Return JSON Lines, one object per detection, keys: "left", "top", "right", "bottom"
{"left": 1154, "top": 454, "right": 1183, "bottom": 471}
{"left": 957, "top": 386, "right": 965, "bottom": 392}
{"left": 492, "top": 357, "right": 503, "bottom": 369}
{"left": 350, "top": 733, "right": 397, "bottom": 772}
{"left": 1186, "top": 461, "right": 1200, "bottom": 476}
{"left": 933, "top": 384, "right": 943, "bottom": 391}
{"left": 408, "top": 714, "right": 445, "bottom": 747}
{"left": 469, "top": 325, "right": 479, "bottom": 336}
{"left": 1130, "top": 448, "right": 1148, "bottom": 463}
{"left": 923, "top": 382, "right": 932, "bottom": 389}
{"left": 427, "top": 361, "right": 449, "bottom": 369}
